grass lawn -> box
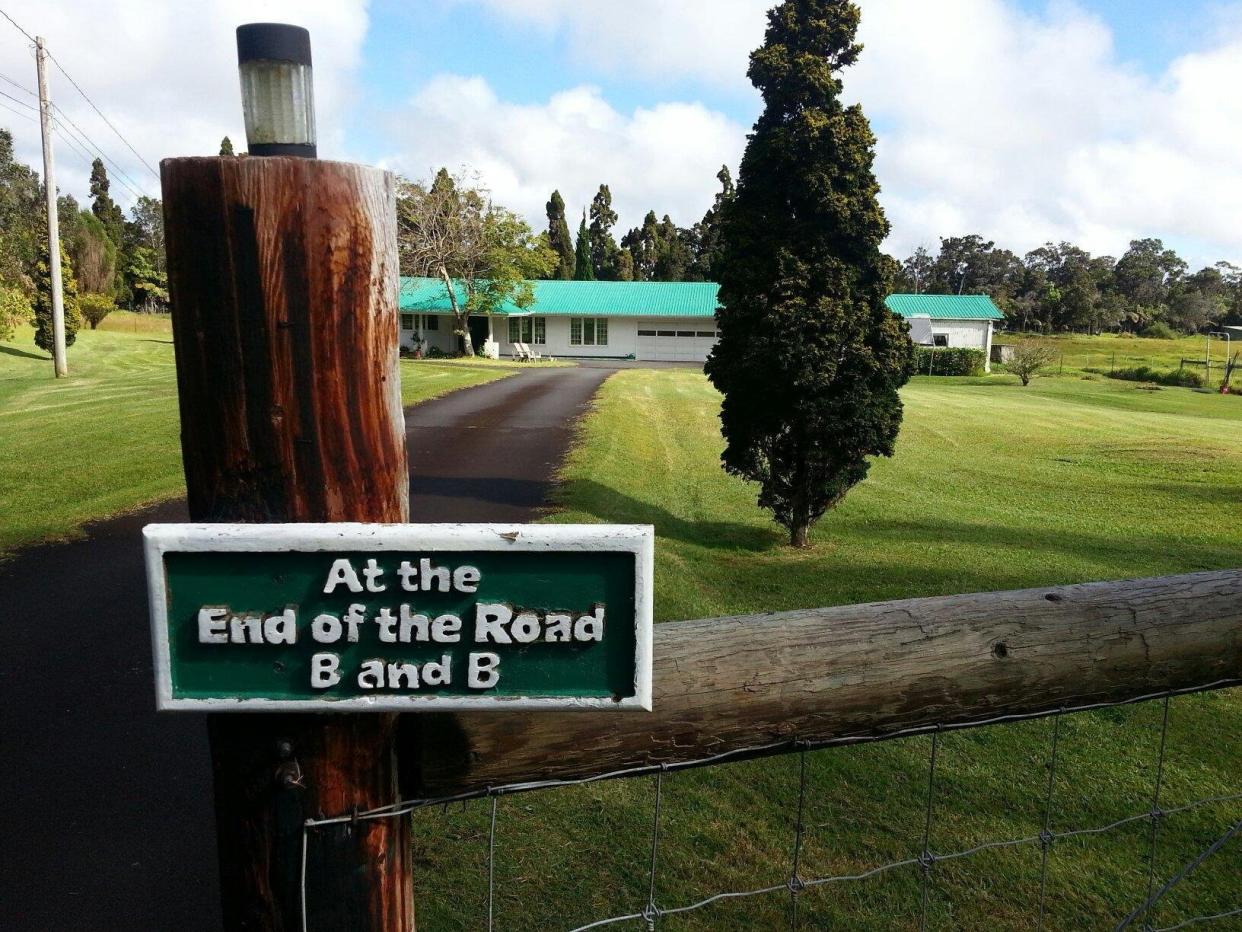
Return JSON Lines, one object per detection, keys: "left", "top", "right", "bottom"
{"left": 0, "top": 320, "right": 532, "bottom": 555}
{"left": 1003, "top": 331, "right": 1236, "bottom": 382}
{"left": 412, "top": 369, "right": 1242, "bottom": 930}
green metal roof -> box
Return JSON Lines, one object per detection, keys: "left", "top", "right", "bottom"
{"left": 399, "top": 277, "right": 720, "bottom": 317}
{"left": 884, "top": 294, "right": 1005, "bottom": 320}
{"left": 399, "top": 277, "right": 721, "bottom": 318}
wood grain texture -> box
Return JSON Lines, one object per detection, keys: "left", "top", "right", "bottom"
{"left": 162, "top": 156, "right": 412, "bottom": 932}
{"left": 406, "top": 570, "right": 1242, "bottom": 798}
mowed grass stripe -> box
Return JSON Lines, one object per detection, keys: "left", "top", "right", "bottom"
{"left": 0, "top": 320, "right": 525, "bottom": 554}
{"left": 410, "top": 366, "right": 1241, "bottom": 931}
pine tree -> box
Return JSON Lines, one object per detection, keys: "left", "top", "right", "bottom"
{"left": 545, "top": 190, "right": 575, "bottom": 279}
{"left": 687, "top": 165, "right": 735, "bottom": 281}
{"left": 33, "top": 230, "right": 81, "bottom": 353}
{"left": 704, "top": 0, "right": 913, "bottom": 548}
{"left": 219, "top": 136, "right": 235, "bottom": 156}
{"left": 88, "top": 159, "right": 124, "bottom": 245}
{"left": 573, "top": 211, "right": 594, "bottom": 281}
{"left": 588, "top": 184, "right": 620, "bottom": 279}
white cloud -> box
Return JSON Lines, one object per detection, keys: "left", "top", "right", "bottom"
{"left": 0, "top": 0, "right": 369, "bottom": 210}
{"left": 380, "top": 75, "right": 746, "bottom": 236}
{"left": 443, "top": 0, "right": 1242, "bottom": 268}
{"left": 445, "top": 0, "right": 767, "bottom": 90}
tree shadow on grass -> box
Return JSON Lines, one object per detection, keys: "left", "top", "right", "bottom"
{"left": 139, "top": 338, "right": 174, "bottom": 345}
{"left": 0, "top": 344, "right": 48, "bottom": 361}
{"left": 552, "top": 479, "right": 783, "bottom": 553}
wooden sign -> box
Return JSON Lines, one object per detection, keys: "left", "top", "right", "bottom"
{"left": 144, "top": 523, "right": 653, "bottom": 711}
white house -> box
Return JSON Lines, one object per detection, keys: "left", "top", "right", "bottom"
{"left": 885, "top": 294, "right": 1003, "bottom": 372}
{"left": 399, "top": 278, "right": 1004, "bottom": 365}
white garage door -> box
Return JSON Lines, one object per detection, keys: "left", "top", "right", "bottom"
{"left": 636, "top": 324, "right": 717, "bottom": 362}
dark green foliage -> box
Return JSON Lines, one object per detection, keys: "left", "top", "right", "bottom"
{"left": 912, "top": 346, "right": 985, "bottom": 376}
{"left": 32, "top": 233, "right": 81, "bottom": 352}
{"left": 1139, "top": 321, "right": 1176, "bottom": 339}
{"left": 545, "top": 190, "right": 575, "bottom": 279}
{"left": 1092, "top": 365, "right": 1204, "bottom": 388}
{"left": 587, "top": 184, "right": 621, "bottom": 279}
{"left": 0, "top": 128, "right": 43, "bottom": 292}
{"left": 573, "top": 211, "right": 594, "bottom": 281}
{"left": 705, "top": 0, "right": 914, "bottom": 548}
{"left": 219, "top": 136, "right": 235, "bottom": 156}
{"left": 686, "top": 165, "right": 735, "bottom": 282}
{"left": 88, "top": 159, "right": 125, "bottom": 245}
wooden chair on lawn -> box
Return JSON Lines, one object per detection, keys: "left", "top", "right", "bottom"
{"left": 512, "top": 342, "right": 531, "bottom": 362}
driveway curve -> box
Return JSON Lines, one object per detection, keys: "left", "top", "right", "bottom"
{"left": 0, "top": 364, "right": 611, "bottom": 931}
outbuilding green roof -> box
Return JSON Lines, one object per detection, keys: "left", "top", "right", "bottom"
{"left": 399, "top": 277, "right": 720, "bottom": 317}
{"left": 884, "top": 294, "right": 1004, "bottom": 320}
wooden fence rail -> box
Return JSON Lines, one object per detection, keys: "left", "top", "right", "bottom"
{"left": 403, "top": 569, "right": 1242, "bottom": 798}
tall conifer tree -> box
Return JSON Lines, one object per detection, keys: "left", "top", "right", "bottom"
{"left": 573, "top": 211, "right": 594, "bottom": 281}
{"left": 545, "top": 190, "right": 575, "bottom": 279}
{"left": 588, "top": 184, "right": 620, "bottom": 279}
{"left": 705, "top": 0, "right": 913, "bottom": 547}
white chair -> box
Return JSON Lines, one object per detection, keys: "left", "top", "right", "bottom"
{"left": 511, "top": 342, "right": 531, "bottom": 362}
{"left": 526, "top": 343, "right": 543, "bottom": 361}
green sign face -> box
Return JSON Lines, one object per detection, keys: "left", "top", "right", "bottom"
{"left": 144, "top": 524, "right": 653, "bottom": 711}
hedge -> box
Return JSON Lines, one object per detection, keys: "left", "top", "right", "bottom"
{"left": 913, "top": 346, "right": 986, "bottom": 376}
{"left": 1087, "top": 365, "right": 1204, "bottom": 388}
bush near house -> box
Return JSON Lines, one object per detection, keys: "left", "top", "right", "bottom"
{"left": 913, "top": 346, "right": 985, "bottom": 376}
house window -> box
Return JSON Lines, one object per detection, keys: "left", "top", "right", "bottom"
{"left": 423, "top": 314, "right": 439, "bottom": 331}
{"left": 696, "top": 331, "right": 716, "bottom": 338}
{"left": 400, "top": 313, "right": 414, "bottom": 331}
{"left": 571, "top": 317, "right": 607, "bottom": 347}
{"left": 507, "top": 317, "right": 545, "bottom": 344}
{"left": 638, "top": 330, "right": 656, "bottom": 337}
{"left": 932, "top": 334, "right": 949, "bottom": 347}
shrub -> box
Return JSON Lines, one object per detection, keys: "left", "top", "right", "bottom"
{"left": 1006, "top": 341, "right": 1057, "bottom": 386}
{"left": 1139, "top": 322, "right": 1176, "bottom": 340}
{"left": 1099, "top": 365, "right": 1204, "bottom": 388}
{"left": 78, "top": 292, "right": 116, "bottom": 330}
{"left": 912, "top": 346, "right": 985, "bottom": 376}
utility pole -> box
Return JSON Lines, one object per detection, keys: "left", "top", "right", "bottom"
{"left": 35, "top": 36, "right": 67, "bottom": 378}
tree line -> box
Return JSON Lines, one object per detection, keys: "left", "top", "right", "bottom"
{"left": 0, "top": 127, "right": 168, "bottom": 349}
{"left": 894, "top": 234, "right": 1242, "bottom": 335}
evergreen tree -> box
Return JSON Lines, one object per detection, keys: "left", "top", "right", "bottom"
{"left": 32, "top": 230, "right": 81, "bottom": 352}
{"left": 219, "top": 136, "right": 235, "bottom": 156}
{"left": 653, "top": 215, "right": 691, "bottom": 281}
{"left": 621, "top": 211, "right": 660, "bottom": 281}
{"left": 573, "top": 211, "right": 594, "bottom": 281}
{"left": 0, "top": 128, "right": 43, "bottom": 290}
{"left": 705, "top": 0, "right": 913, "bottom": 548}
{"left": 588, "top": 184, "right": 620, "bottom": 279}
{"left": 88, "top": 159, "right": 125, "bottom": 245}
{"left": 545, "top": 190, "right": 575, "bottom": 279}
{"left": 687, "top": 165, "right": 735, "bottom": 281}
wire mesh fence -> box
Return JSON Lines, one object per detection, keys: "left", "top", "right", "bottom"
{"left": 302, "top": 682, "right": 1241, "bottom": 931}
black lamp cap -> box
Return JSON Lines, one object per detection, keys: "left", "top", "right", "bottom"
{"left": 236, "top": 23, "right": 312, "bottom": 66}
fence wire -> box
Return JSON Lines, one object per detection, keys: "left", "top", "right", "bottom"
{"left": 301, "top": 679, "right": 1242, "bottom": 931}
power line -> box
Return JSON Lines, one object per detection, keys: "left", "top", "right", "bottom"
{"left": 0, "top": 7, "right": 35, "bottom": 44}
{"left": 0, "top": 70, "right": 36, "bottom": 97}
{"left": 52, "top": 103, "right": 152, "bottom": 199}
{"left": 46, "top": 51, "right": 159, "bottom": 180}
{"left": 52, "top": 121, "right": 147, "bottom": 201}
{"left": 0, "top": 96, "right": 34, "bottom": 122}
{"left": 0, "top": 86, "right": 36, "bottom": 112}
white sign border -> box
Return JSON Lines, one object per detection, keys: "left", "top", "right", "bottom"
{"left": 145, "top": 522, "right": 654, "bottom": 713}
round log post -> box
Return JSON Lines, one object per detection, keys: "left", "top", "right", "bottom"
{"left": 161, "top": 156, "right": 411, "bottom": 931}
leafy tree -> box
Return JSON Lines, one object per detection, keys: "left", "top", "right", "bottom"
{"left": 896, "top": 245, "right": 933, "bottom": 294}
{"left": 78, "top": 291, "right": 116, "bottom": 329}
{"left": 544, "top": 190, "right": 575, "bottom": 279}
{"left": 59, "top": 196, "right": 117, "bottom": 296}
{"left": 124, "top": 247, "right": 168, "bottom": 312}
{"left": 1007, "top": 340, "right": 1057, "bottom": 386}
{"left": 396, "top": 168, "right": 554, "bottom": 356}
{"left": 88, "top": 159, "right": 125, "bottom": 245}
{"left": 653, "top": 215, "right": 691, "bottom": 281}
{"left": 588, "top": 184, "right": 622, "bottom": 280}
{"left": 1112, "top": 238, "right": 1186, "bottom": 330}
{"left": 219, "top": 136, "right": 235, "bottom": 156}
{"left": 705, "top": 0, "right": 913, "bottom": 549}
{"left": 0, "top": 285, "right": 29, "bottom": 341}
{"left": 621, "top": 210, "right": 660, "bottom": 281}
{"left": 573, "top": 211, "right": 594, "bottom": 281}
{"left": 33, "top": 231, "right": 81, "bottom": 352}
{"left": 0, "top": 128, "right": 43, "bottom": 292}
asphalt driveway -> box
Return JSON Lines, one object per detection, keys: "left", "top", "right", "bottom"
{"left": 0, "top": 365, "right": 610, "bottom": 931}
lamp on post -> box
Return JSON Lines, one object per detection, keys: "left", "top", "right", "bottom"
{"left": 236, "top": 23, "right": 316, "bottom": 158}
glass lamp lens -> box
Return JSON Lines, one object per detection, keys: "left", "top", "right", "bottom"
{"left": 239, "top": 60, "right": 316, "bottom": 146}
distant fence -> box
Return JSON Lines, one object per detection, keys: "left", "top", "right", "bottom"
{"left": 298, "top": 571, "right": 1242, "bottom": 930}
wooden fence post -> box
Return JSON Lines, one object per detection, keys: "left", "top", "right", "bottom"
{"left": 161, "top": 156, "right": 412, "bottom": 931}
